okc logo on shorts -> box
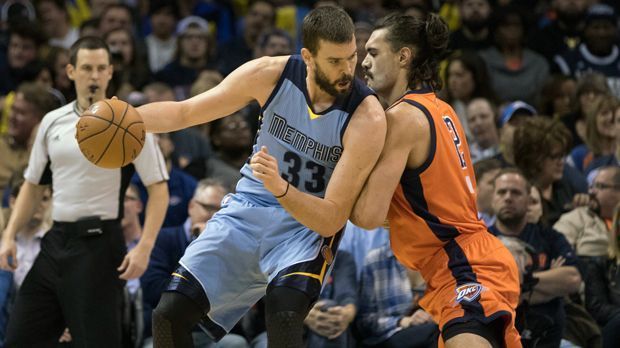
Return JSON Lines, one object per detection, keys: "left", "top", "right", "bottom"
{"left": 455, "top": 283, "right": 483, "bottom": 303}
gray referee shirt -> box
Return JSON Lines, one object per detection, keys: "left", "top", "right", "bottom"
{"left": 24, "top": 101, "right": 169, "bottom": 222}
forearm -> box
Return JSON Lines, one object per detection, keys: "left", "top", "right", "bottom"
{"left": 278, "top": 185, "right": 347, "bottom": 237}
{"left": 137, "top": 101, "right": 189, "bottom": 133}
{"left": 139, "top": 182, "right": 169, "bottom": 249}
{"left": 532, "top": 266, "right": 581, "bottom": 297}
{"left": 2, "top": 182, "right": 45, "bottom": 241}
{"left": 350, "top": 175, "right": 393, "bottom": 229}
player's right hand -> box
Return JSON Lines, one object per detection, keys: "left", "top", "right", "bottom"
{"left": 0, "top": 239, "right": 17, "bottom": 271}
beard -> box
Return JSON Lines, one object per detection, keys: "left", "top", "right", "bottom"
{"left": 497, "top": 209, "right": 527, "bottom": 229}
{"left": 462, "top": 16, "right": 489, "bottom": 33}
{"left": 314, "top": 63, "right": 353, "bottom": 98}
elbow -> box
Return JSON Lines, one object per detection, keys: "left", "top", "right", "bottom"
{"left": 350, "top": 210, "right": 382, "bottom": 230}
{"left": 315, "top": 218, "right": 348, "bottom": 238}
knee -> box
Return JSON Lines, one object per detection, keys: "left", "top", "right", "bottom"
{"left": 153, "top": 292, "right": 203, "bottom": 330}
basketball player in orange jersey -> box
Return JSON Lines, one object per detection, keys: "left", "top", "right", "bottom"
{"left": 350, "top": 14, "right": 522, "bottom": 348}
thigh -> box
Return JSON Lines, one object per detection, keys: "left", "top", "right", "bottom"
{"left": 5, "top": 249, "right": 64, "bottom": 347}
{"left": 60, "top": 229, "right": 125, "bottom": 347}
{"left": 602, "top": 314, "right": 620, "bottom": 348}
{"left": 179, "top": 201, "right": 267, "bottom": 337}
{"left": 264, "top": 224, "right": 344, "bottom": 303}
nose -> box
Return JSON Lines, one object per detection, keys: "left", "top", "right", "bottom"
{"left": 361, "top": 54, "right": 370, "bottom": 70}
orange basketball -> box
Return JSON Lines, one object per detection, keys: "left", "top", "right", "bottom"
{"left": 75, "top": 99, "right": 145, "bottom": 169}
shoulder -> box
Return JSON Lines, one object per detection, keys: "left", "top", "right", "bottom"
{"left": 386, "top": 101, "right": 430, "bottom": 137}
{"left": 238, "top": 55, "right": 290, "bottom": 81}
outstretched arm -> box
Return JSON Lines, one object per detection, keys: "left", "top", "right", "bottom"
{"left": 137, "top": 56, "right": 286, "bottom": 133}
{"left": 251, "top": 96, "right": 386, "bottom": 237}
{"left": 351, "top": 103, "right": 428, "bottom": 229}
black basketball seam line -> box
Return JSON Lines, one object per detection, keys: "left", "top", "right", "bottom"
{"left": 121, "top": 126, "right": 127, "bottom": 165}
{"left": 79, "top": 114, "right": 144, "bottom": 144}
{"left": 77, "top": 114, "right": 115, "bottom": 144}
{"left": 123, "top": 121, "right": 146, "bottom": 144}
{"left": 95, "top": 101, "right": 130, "bottom": 166}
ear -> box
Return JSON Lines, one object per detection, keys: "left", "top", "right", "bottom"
{"left": 300, "top": 48, "right": 313, "bottom": 69}
{"left": 66, "top": 64, "right": 75, "bottom": 81}
{"left": 399, "top": 47, "right": 413, "bottom": 68}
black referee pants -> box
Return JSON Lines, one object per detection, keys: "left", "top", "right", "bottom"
{"left": 5, "top": 220, "right": 126, "bottom": 348}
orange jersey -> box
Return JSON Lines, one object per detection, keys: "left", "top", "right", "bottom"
{"left": 387, "top": 90, "right": 522, "bottom": 347}
{"left": 388, "top": 90, "right": 486, "bottom": 271}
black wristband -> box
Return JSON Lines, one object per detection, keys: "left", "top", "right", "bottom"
{"left": 274, "top": 182, "right": 290, "bottom": 199}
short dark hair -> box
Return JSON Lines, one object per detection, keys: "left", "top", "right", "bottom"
{"left": 375, "top": 12, "right": 449, "bottom": 91}
{"left": 302, "top": 6, "right": 354, "bottom": 54}
{"left": 474, "top": 158, "right": 502, "bottom": 181}
{"left": 493, "top": 167, "right": 531, "bottom": 194}
{"left": 69, "top": 36, "right": 111, "bottom": 66}
{"left": 17, "top": 82, "right": 60, "bottom": 118}
{"left": 9, "top": 22, "right": 46, "bottom": 46}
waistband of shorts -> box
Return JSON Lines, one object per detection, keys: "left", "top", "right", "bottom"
{"left": 53, "top": 218, "right": 120, "bottom": 232}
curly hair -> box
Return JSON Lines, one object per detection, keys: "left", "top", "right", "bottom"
{"left": 513, "top": 116, "right": 572, "bottom": 181}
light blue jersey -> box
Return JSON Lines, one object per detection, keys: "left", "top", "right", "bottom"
{"left": 176, "top": 55, "right": 374, "bottom": 338}
{"left": 237, "top": 55, "right": 374, "bottom": 204}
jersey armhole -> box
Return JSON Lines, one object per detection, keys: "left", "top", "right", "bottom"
{"left": 401, "top": 99, "right": 436, "bottom": 176}
{"left": 260, "top": 56, "right": 295, "bottom": 112}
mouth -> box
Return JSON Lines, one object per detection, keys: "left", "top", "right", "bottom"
{"left": 337, "top": 80, "right": 351, "bottom": 88}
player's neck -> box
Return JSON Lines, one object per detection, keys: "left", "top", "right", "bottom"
{"left": 383, "top": 77, "right": 411, "bottom": 106}
{"left": 305, "top": 78, "right": 337, "bottom": 113}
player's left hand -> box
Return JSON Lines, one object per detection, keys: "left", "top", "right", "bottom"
{"left": 250, "top": 146, "right": 288, "bottom": 197}
{"left": 118, "top": 243, "right": 151, "bottom": 280}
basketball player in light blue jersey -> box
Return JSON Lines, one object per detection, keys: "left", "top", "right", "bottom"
{"left": 136, "top": 6, "right": 386, "bottom": 348}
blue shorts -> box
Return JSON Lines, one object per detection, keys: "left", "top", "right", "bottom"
{"left": 175, "top": 193, "right": 342, "bottom": 337}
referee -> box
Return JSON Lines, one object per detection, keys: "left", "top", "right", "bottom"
{"left": 0, "top": 37, "right": 169, "bottom": 347}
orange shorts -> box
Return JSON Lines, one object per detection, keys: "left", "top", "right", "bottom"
{"left": 417, "top": 232, "right": 522, "bottom": 348}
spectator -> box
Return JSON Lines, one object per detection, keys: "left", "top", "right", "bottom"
{"left": 489, "top": 168, "right": 582, "bottom": 347}
{"left": 586, "top": 102, "right": 620, "bottom": 175}
{"left": 356, "top": 242, "right": 438, "bottom": 348}
{"left": 530, "top": 0, "right": 588, "bottom": 62}
{"left": 473, "top": 158, "right": 502, "bottom": 227}
{"left": 583, "top": 202, "right": 620, "bottom": 348}
{"left": 217, "top": 0, "right": 276, "bottom": 76}
{"left": 35, "top": 0, "right": 79, "bottom": 49}
{"left": 538, "top": 75, "right": 577, "bottom": 121}
{"left": 562, "top": 72, "right": 612, "bottom": 147}
{"left": 98, "top": 3, "right": 134, "bottom": 36}
{"left": 466, "top": 97, "right": 500, "bottom": 162}
{"left": 513, "top": 116, "right": 588, "bottom": 225}
{"left": 554, "top": 166, "right": 620, "bottom": 257}
{"left": 449, "top": 0, "right": 493, "bottom": 51}
{"left": 0, "top": 23, "right": 46, "bottom": 96}
{"left": 104, "top": 27, "right": 150, "bottom": 99}
{"left": 479, "top": 5, "right": 549, "bottom": 104}
{"left": 45, "top": 46, "right": 73, "bottom": 102}
{"left": 254, "top": 28, "right": 294, "bottom": 58}
{"left": 338, "top": 221, "right": 389, "bottom": 282}
{"left": 140, "top": 179, "right": 242, "bottom": 347}
{"left": 145, "top": 0, "right": 179, "bottom": 73}
{"left": 496, "top": 100, "right": 537, "bottom": 166}
{"left": 442, "top": 50, "right": 497, "bottom": 137}
{"left": 554, "top": 4, "right": 620, "bottom": 98}
{"left": 79, "top": 18, "right": 100, "bottom": 38}
{"left": 303, "top": 250, "right": 358, "bottom": 348}
{"left": 568, "top": 95, "right": 618, "bottom": 173}
{"left": 0, "top": 82, "right": 58, "bottom": 192}
{"left": 155, "top": 16, "right": 217, "bottom": 100}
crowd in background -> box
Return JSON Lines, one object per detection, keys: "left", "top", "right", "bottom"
{"left": 0, "top": 0, "right": 620, "bottom": 347}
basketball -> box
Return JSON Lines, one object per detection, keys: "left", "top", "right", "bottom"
{"left": 75, "top": 99, "right": 145, "bottom": 169}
